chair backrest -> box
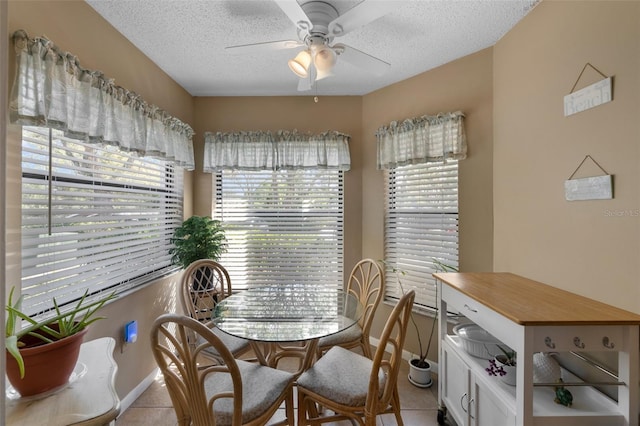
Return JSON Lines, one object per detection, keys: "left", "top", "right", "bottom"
{"left": 180, "top": 259, "right": 233, "bottom": 321}
{"left": 150, "top": 313, "right": 244, "bottom": 425}
{"left": 346, "top": 258, "right": 385, "bottom": 337}
{"left": 367, "top": 290, "right": 415, "bottom": 415}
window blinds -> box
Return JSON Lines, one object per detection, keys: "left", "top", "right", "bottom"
{"left": 21, "top": 126, "right": 183, "bottom": 316}
{"left": 214, "top": 169, "right": 343, "bottom": 290}
{"left": 384, "top": 161, "right": 459, "bottom": 310}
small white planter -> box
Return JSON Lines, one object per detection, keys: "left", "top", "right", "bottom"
{"left": 408, "top": 358, "right": 432, "bottom": 388}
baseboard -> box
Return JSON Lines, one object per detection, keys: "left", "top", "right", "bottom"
{"left": 117, "top": 368, "right": 159, "bottom": 417}
{"left": 369, "top": 336, "right": 439, "bottom": 374}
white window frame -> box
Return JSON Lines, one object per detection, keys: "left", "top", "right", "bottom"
{"left": 383, "top": 160, "right": 459, "bottom": 312}
{"left": 213, "top": 169, "right": 344, "bottom": 290}
{"left": 21, "top": 126, "right": 183, "bottom": 316}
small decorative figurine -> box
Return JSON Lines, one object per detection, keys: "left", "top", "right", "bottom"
{"left": 554, "top": 379, "right": 573, "bottom": 407}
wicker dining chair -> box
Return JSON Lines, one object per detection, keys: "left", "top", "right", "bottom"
{"left": 179, "top": 259, "right": 252, "bottom": 361}
{"left": 151, "top": 313, "right": 295, "bottom": 426}
{"left": 297, "top": 290, "right": 415, "bottom": 426}
{"left": 316, "top": 258, "right": 385, "bottom": 359}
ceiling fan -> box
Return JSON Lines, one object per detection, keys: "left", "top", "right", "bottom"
{"left": 225, "top": 0, "right": 394, "bottom": 91}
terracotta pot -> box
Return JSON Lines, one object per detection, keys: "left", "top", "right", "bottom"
{"left": 6, "top": 325, "right": 87, "bottom": 397}
{"left": 408, "top": 358, "right": 433, "bottom": 388}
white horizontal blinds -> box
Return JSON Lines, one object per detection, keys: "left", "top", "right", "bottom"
{"left": 21, "top": 126, "right": 183, "bottom": 316}
{"left": 214, "top": 169, "right": 343, "bottom": 290}
{"left": 384, "top": 161, "right": 459, "bottom": 309}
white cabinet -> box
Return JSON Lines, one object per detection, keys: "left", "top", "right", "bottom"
{"left": 442, "top": 339, "right": 516, "bottom": 426}
{"left": 435, "top": 272, "right": 640, "bottom": 426}
{"left": 441, "top": 340, "right": 470, "bottom": 425}
{"left": 472, "top": 367, "right": 517, "bottom": 426}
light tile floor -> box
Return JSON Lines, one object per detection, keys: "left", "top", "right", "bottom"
{"left": 116, "top": 355, "right": 447, "bottom": 425}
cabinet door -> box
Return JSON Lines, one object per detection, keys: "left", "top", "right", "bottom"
{"left": 442, "top": 343, "right": 471, "bottom": 426}
{"left": 471, "top": 376, "right": 516, "bottom": 426}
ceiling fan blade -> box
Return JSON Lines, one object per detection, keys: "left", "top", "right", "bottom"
{"left": 335, "top": 43, "right": 390, "bottom": 76}
{"left": 297, "top": 63, "right": 317, "bottom": 92}
{"left": 315, "top": 68, "right": 333, "bottom": 81}
{"left": 298, "top": 75, "right": 312, "bottom": 92}
{"left": 273, "top": 0, "right": 312, "bottom": 34}
{"left": 225, "top": 40, "right": 302, "bottom": 54}
{"left": 328, "top": 1, "right": 395, "bottom": 37}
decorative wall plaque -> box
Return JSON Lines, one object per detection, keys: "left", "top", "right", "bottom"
{"left": 564, "top": 155, "right": 613, "bottom": 201}
{"left": 564, "top": 63, "right": 613, "bottom": 117}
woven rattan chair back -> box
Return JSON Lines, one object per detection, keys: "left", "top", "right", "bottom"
{"left": 297, "top": 290, "right": 415, "bottom": 426}
{"left": 180, "top": 259, "right": 232, "bottom": 321}
{"left": 150, "top": 313, "right": 294, "bottom": 426}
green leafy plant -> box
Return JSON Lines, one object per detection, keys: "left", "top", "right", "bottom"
{"left": 6, "top": 287, "right": 116, "bottom": 378}
{"left": 496, "top": 345, "right": 517, "bottom": 366}
{"left": 169, "top": 216, "right": 227, "bottom": 269}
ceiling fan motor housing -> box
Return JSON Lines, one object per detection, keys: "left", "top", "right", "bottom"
{"left": 300, "top": 1, "right": 339, "bottom": 39}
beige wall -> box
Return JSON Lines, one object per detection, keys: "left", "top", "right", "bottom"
{"left": 6, "top": 0, "right": 195, "bottom": 400}
{"left": 493, "top": 0, "right": 640, "bottom": 313}
{"left": 362, "top": 48, "right": 495, "bottom": 361}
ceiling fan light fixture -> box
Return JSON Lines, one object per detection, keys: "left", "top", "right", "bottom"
{"left": 288, "top": 49, "right": 312, "bottom": 78}
{"left": 314, "top": 46, "right": 337, "bottom": 73}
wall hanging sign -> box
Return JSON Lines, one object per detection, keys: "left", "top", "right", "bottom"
{"left": 564, "top": 155, "right": 613, "bottom": 201}
{"left": 564, "top": 63, "right": 613, "bottom": 117}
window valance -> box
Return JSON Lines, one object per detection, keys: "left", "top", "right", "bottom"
{"left": 203, "top": 130, "right": 351, "bottom": 172}
{"left": 376, "top": 111, "right": 466, "bottom": 169}
{"left": 9, "top": 30, "right": 195, "bottom": 170}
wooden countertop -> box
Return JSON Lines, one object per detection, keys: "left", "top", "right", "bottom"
{"left": 434, "top": 272, "right": 640, "bottom": 326}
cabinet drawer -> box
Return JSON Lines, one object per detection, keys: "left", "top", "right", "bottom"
{"left": 442, "top": 285, "right": 520, "bottom": 349}
{"left": 532, "top": 326, "right": 624, "bottom": 352}
{"left": 442, "top": 284, "right": 488, "bottom": 323}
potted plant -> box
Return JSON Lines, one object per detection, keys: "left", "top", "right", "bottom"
{"left": 169, "top": 215, "right": 227, "bottom": 291}
{"left": 386, "top": 258, "right": 458, "bottom": 388}
{"left": 486, "top": 345, "right": 517, "bottom": 386}
{"left": 5, "top": 287, "right": 115, "bottom": 397}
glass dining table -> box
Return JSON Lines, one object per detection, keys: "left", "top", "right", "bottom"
{"left": 212, "top": 283, "right": 363, "bottom": 376}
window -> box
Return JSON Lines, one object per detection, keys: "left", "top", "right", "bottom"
{"left": 384, "top": 161, "right": 459, "bottom": 311}
{"left": 214, "top": 169, "right": 343, "bottom": 289}
{"left": 21, "top": 126, "right": 183, "bottom": 316}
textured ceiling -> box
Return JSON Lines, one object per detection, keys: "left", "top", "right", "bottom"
{"left": 86, "top": 0, "right": 538, "bottom": 97}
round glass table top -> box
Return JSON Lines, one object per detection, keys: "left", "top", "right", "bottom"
{"left": 212, "top": 283, "right": 363, "bottom": 342}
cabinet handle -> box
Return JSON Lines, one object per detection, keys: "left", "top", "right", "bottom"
{"left": 602, "top": 336, "right": 615, "bottom": 349}
{"left": 544, "top": 336, "right": 556, "bottom": 349}
{"left": 468, "top": 397, "right": 476, "bottom": 420}
{"left": 464, "top": 304, "right": 478, "bottom": 313}
{"left": 460, "top": 393, "right": 468, "bottom": 413}
{"left": 573, "top": 337, "right": 586, "bottom": 349}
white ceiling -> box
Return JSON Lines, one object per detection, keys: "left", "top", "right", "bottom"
{"left": 86, "top": 0, "right": 539, "bottom": 97}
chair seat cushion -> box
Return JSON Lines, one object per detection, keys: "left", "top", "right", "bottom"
{"left": 297, "top": 346, "right": 385, "bottom": 407}
{"left": 205, "top": 359, "right": 294, "bottom": 425}
{"left": 199, "top": 326, "right": 250, "bottom": 359}
{"left": 318, "top": 323, "right": 362, "bottom": 348}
